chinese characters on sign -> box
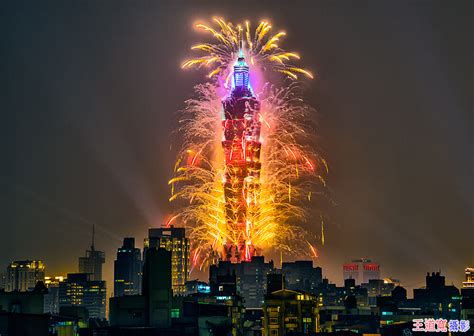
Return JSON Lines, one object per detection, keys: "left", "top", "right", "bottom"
{"left": 412, "top": 318, "right": 470, "bottom": 332}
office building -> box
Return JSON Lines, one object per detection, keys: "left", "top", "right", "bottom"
{"left": 78, "top": 225, "right": 105, "bottom": 281}
{"left": 144, "top": 226, "right": 190, "bottom": 295}
{"left": 282, "top": 260, "right": 322, "bottom": 292}
{"left": 43, "top": 276, "right": 64, "bottom": 314}
{"left": 6, "top": 260, "right": 45, "bottom": 292}
{"left": 110, "top": 247, "right": 174, "bottom": 330}
{"left": 58, "top": 273, "right": 106, "bottom": 319}
{"left": 240, "top": 256, "right": 274, "bottom": 308}
{"left": 114, "top": 237, "right": 142, "bottom": 297}
{"left": 210, "top": 255, "right": 274, "bottom": 308}
{"left": 142, "top": 247, "right": 172, "bottom": 328}
{"left": 342, "top": 258, "right": 380, "bottom": 284}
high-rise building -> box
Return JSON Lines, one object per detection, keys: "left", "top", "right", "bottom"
{"left": 44, "top": 276, "right": 65, "bottom": 314}
{"left": 6, "top": 260, "right": 45, "bottom": 292}
{"left": 58, "top": 273, "right": 106, "bottom": 319}
{"left": 114, "top": 237, "right": 142, "bottom": 297}
{"left": 462, "top": 267, "right": 474, "bottom": 288}
{"left": 210, "top": 256, "right": 274, "bottom": 308}
{"left": 282, "top": 260, "right": 322, "bottom": 292}
{"left": 343, "top": 258, "right": 380, "bottom": 284}
{"left": 220, "top": 53, "right": 263, "bottom": 263}
{"left": 109, "top": 247, "right": 173, "bottom": 328}
{"left": 144, "top": 226, "right": 190, "bottom": 295}
{"left": 78, "top": 225, "right": 105, "bottom": 281}
{"left": 142, "top": 248, "right": 172, "bottom": 328}
{"left": 240, "top": 256, "right": 274, "bottom": 308}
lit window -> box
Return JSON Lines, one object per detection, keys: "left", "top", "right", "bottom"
{"left": 171, "top": 308, "right": 180, "bottom": 318}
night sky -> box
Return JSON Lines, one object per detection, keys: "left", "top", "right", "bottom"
{"left": 1, "top": 0, "right": 472, "bottom": 296}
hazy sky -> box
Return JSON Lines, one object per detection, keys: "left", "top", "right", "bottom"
{"left": 1, "top": 0, "right": 472, "bottom": 295}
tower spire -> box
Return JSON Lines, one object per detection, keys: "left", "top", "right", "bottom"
{"left": 238, "top": 25, "right": 244, "bottom": 58}
{"left": 91, "top": 224, "right": 95, "bottom": 251}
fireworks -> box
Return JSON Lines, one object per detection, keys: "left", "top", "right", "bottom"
{"left": 170, "top": 18, "right": 326, "bottom": 268}
{"left": 182, "top": 18, "right": 314, "bottom": 82}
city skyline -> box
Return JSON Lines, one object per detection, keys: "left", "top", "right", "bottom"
{"left": 1, "top": 242, "right": 472, "bottom": 334}
{"left": 1, "top": 0, "right": 471, "bottom": 302}
{"left": 1, "top": 234, "right": 470, "bottom": 300}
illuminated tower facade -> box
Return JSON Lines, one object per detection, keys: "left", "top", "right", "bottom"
{"left": 58, "top": 273, "right": 106, "bottom": 319}
{"left": 114, "top": 237, "right": 142, "bottom": 296}
{"left": 144, "top": 226, "right": 190, "bottom": 295}
{"left": 221, "top": 53, "right": 262, "bottom": 262}
{"left": 6, "top": 260, "right": 45, "bottom": 292}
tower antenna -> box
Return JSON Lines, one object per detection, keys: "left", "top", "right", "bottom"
{"left": 91, "top": 224, "right": 95, "bottom": 251}
{"left": 238, "top": 25, "right": 244, "bottom": 58}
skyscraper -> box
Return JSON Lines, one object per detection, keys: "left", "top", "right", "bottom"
{"left": 78, "top": 225, "right": 105, "bottom": 281}
{"left": 58, "top": 273, "right": 106, "bottom": 319}
{"left": 114, "top": 237, "right": 142, "bottom": 297}
{"left": 109, "top": 247, "right": 173, "bottom": 328}
{"left": 220, "top": 53, "right": 262, "bottom": 262}
{"left": 142, "top": 248, "right": 172, "bottom": 328}
{"left": 6, "top": 260, "right": 45, "bottom": 292}
{"left": 343, "top": 258, "right": 380, "bottom": 284}
{"left": 144, "top": 226, "right": 189, "bottom": 295}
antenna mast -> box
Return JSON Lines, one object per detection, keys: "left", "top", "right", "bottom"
{"left": 91, "top": 224, "right": 95, "bottom": 251}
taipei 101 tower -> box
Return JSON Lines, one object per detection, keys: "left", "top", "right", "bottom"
{"left": 221, "top": 47, "right": 262, "bottom": 262}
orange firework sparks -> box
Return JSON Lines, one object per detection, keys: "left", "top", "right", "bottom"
{"left": 170, "top": 18, "right": 328, "bottom": 268}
